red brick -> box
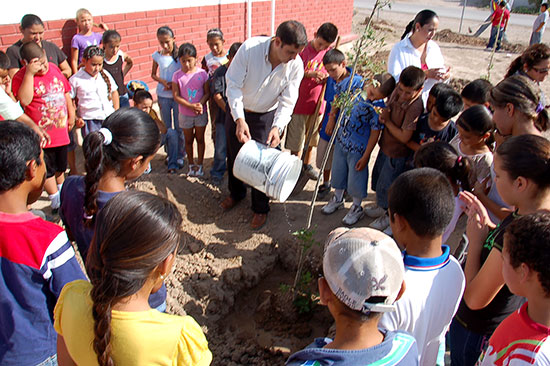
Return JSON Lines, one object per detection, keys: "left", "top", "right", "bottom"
{"left": 146, "top": 10, "right": 165, "bottom": 18}
{"left": 126, "top": 11, "right": 147, "bottom": 20}
{"left": 127, "top": 41, "right": 149, "bottom": 51}
{"left": 123, "top": 35, "right": 139, "bottom": 44}
{"left": 0, "top": 24, "right": 17, "bottom": 34}
{"left": 1, "top": 35, "right": 20, "bottom": 45}
{"left": 165, "top": 8, "right": 183, "bottom": 15}
{"left": 101, "top": 13, "right": 126, "bottom": 23}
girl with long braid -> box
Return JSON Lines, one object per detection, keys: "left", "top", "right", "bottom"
{"left": 54, "top": 191, "right": 212, "bottom": 365}
{"left": 69, "top": 45, "right": 119, "bottom": 137}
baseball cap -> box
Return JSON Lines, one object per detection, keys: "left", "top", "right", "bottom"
{"left": 323, "top": 227, "right": 405, "bottom": 314}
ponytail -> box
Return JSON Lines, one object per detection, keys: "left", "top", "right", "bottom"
{"left": 505, "top": 56, "right": 523, "bottom": 78}
{"left": 99, "top": 70, "right": 112, "bottom": 101}
{"left": 401, "top": 20, "right": 414, "bottom": 40}
{"left": 86, "top": 191, "right": 183, "bottom": 365}
{"left": 82, "top": 108, "right": 161, "bottom": 226}
{"left": 414, "top": 141, "right": 473, "bottom": 192}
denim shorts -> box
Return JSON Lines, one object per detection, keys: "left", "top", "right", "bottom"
{"left": 179, "top": 113, "right": 208, "bottom": 129}
{"left": 330, "top": 142, "right": 369, "bottom": 199}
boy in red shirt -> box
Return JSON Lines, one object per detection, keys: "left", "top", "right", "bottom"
{"left": 487, "top": 1, "right": 510, "bottom": 51}
{"left": 477, "top": 212, "right": 550, "bottom": 365}
{"left": 285, "top": 22, "right": 338, "bottom": 179}
{"left": 12, "top": 42, "right": 75, "bottom": 212}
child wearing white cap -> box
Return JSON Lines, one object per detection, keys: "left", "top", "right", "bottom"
{"left": 285, "top": 227, "right": 419, "bottom": 366}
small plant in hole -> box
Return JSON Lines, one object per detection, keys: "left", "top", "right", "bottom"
{"left": 293, "top": 271, "right": 320, "bottom": 314}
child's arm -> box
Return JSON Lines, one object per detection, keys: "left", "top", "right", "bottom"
{"left": 17, "top": 60, "right": 42, "bottom": 107}
{"left": 111, "top": 90, "right": 120, "bottom": 110}
{"left": 199, "top": 81, "right": 210, "bottom": 107}
{"left": 151, "top": 61, "right": 171, "bottom": 91}
{"left": 213, "top": 92, "right": 226, "bottom": 111}
{"left": 473, "top": 179, "right": 512, "bottom": 221}
{"left": 122, "top": 51, "right": 133, "bottom": 77}
{"left": 69, "top": 48, "right": 79, "bottom": 75}
{"left": 406, "top": 140, "right": 421, "bottom": 152}
{"left": 325, "top": 107, "right": 339, "bottom": 136}
{"left": 379, "top": 107, "right": 415, "bottom": 144}
{"left": 64, "top": 92, "right": 75, "bottom": 131}
{"left": 57, "top": 336, "right": 77, "bottom": 366}
{"left": 172, "top": 82, "right": 194, "bottom": 109}
{"left": 58, "top": 60, "right": 72, "bottom": 79}
{"left": 356, "top": 129, "right": 381, "bottom": 171}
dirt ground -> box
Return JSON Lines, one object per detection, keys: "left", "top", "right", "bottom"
{"left": 32, "top": 4, "right": 549, "bottom": 365}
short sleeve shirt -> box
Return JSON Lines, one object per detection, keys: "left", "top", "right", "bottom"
{"left": 152, "top": 51, "right": 180, "bottom": 98}
{"left": 379, "top": 89, "right": 424, "bottom": 158}
{"left": 71, "top": 33, "right": 103, "bottom": 64}
{"left": 411, "top": 113, "right": 457, "bottom": 145}
{"left": 533, "top": 11, "right": 549, "bottom": 32}
{"left": 293, "top": 42, "right": 329, "bottom": 115}
{"left": 11, "top": 63, "right": 71, "bottom": 147}
{"left": 337, "top": 98, "right": 384, "bottom": 155}
{"left": 7, "top": 40, "right": 67, "bottom": 70}
{"left": 172, "top": 68, "right": 208, "bottom": 116}
{"left": 0, "top": 88, "right": 24, "bottom": 120}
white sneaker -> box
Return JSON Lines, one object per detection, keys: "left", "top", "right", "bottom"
{"left": 364, "top": 204, "right": 386, "bottom": 218}
{"left": 342, "top": 204, "right": 364, "bottom": 225}
{"left": 195, "top": 165, "right": 204, "bottom": 177}
{"left": 322, "top": 195, "right": 344, "bottom": 215}
{"left": 188, "top": 165, "right": 197, "bottom": 177}
{"left": 369, "top": 213, "right": 390, "bottom": 231}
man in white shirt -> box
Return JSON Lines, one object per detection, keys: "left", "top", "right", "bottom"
{"left": 531, "top": 3, "right": 549, "bottom": 46}
{"left": 221, "top": 20, "right": 306, "bottom": 230}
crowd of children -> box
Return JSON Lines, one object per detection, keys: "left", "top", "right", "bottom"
{"left": 1, "top": 8, "right": 550, "bottom": 366}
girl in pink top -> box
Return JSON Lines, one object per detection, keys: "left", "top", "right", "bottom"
{"left": 172, "top": 43, "right": 209, "bottom": 177}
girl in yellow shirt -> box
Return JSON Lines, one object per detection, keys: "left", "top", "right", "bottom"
{"left": 54, "top": 191, "right": 212, "bottom": 366}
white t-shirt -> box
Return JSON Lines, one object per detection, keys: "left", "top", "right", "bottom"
{"left": 379, "top": 245, "right": 465, "bottom": 366}
{"left": 0, "top": 88, "right": 23, "bottom": 120}
{"left": 69, "top": 68, "right": 117, "bottom": 120}
{"left": 533, "top": 10, "right": 549, "bottom": 33}
{"left": 152, "top": 51, "right": 180, "bottom": 99}
{"left": 387, "top": 36, "right": 446, "bottom": 107}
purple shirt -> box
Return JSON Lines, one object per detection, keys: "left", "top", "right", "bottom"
{"left": 71, "top": 33, "right": 103, "bottom": 64}
{"left": 172, "top": 68, "right": 208, "bottom": 116}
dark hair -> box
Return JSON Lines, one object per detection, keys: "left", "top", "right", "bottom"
{"left": 505, "top": 212, "right": 550, "bottom": 296}
{"left": 489, "top": 75, "right": 548, "bottom": 132}
{"left": 228, "top": 42, "right": 242, "bottom": 59}
{"left": 414, "top": 141, "right": 473, "bottom": 192}
{"left": 461, "top": 79, "right": 493, "bottom": 105}
{"left": 373, "top": 72, "right": 396, "bottom": 98}
{"left": 388, "top": 167, "right": 455, "bottom": 237}
{"left": 496, "top": 134, "right": 550, "bottom": 190}
{"left": 102, "top": 30, "right": 121, "bottom": 45}
{"left": 132, "top": 89, "right": 153, "bottom": 105}
{"left": 206, "top": 28, "right": 224, "bottom": 41}
{"left": 499, "top": 1, "right": 507, "bottom": 7}
{"left": 82, "top": 46, "right": 112, "bottom": 100}
{"left": 86, "top": 190, "right": 182, "bottom": 366}
{"left": 505, "top": 43, "right": 550, "bottom": 78}
{"left": 0, "top": 121, "right": 42, "bottom": 191}
{"left": 20, "top": 14, "right": 44, "bottom": 30}
{"left": 543, "top": 3, "right": 549, "bottom": 9}
{"left": 401, "top": 9, "right": 438, "bottom": 40}
{"left": 156, "top": 26, "right": 178, "bottom": 61}
{"left": 19, "top": 41, "right": 44, "bottom": 62}
{"left": 316, "top": 22, "right": 338, "bottom": 43}
{"left": 456, "top": 105, "right": 494, "bottom": 146}
{"left": 82, "top": 108, "right": 160, "bottom": 226}
{"left": 434, "top": 88, "right": 463, "bottom": 120}
{"left": 429, "top": 82, "right": 454, "bottom": 100}
{"left": 178, "top": 43, "right": 197, "bottom": 59}
{"left": 276, "top": 20, "right": 307, "bottom": 47}
{"left": 323, "top": 48, "right": 345, "bottom": 65}
{"left": 0, "top": 51, "right": 10, "bottom": 70}
{"left": 399, "top": 65, "right": 426, "bottom": 90}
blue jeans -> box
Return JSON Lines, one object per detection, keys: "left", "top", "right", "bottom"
{"left": 449, "top": 318, "right": 490, "bottom": 366}
{"left": 210, "top": 121, "right": 227, "bottom": 179}
{"left": 372, "top": 150, "right": 410, "bottom": 209}
{"left": 119, "top": 93, "right": 130, "bottom": 108}
{"left": 36, "top": 354, "right": 57, "bottom": 366}
{"left": 162, "top": 129, "right": 179, "bottom": 170}
{"left": 331, "top": 142, "right": 369, "bottom": 199}
{"left": 487, "top": 26, "right": 505, "bottom": 49}
{"left": 158, "top": 96, "right": 185, "bottom": 159}
{"left": 82, "top": 119, "right": 103, "bottom": 138}
{"left": 530, "top": 31, "right": 543, "bottom": 46}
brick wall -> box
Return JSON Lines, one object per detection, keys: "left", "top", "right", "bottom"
{"left": 0, "top": 0, "right": 354, "bottom": 96}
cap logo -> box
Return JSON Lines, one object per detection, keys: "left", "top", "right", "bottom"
{"left": 372, "top": 274, "right": 387, "bottom": 291}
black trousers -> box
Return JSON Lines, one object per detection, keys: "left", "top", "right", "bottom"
{"left": 225, "top": 108, "right": 276, "bottom": 214}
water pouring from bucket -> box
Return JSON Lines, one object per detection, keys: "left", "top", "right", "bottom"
{"left": 233, "top": 140, "right": 302, "bottom": 202}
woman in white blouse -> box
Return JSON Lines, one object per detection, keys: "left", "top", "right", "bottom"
{"left": 388, "top": 10, "right": 451, "bottom": 106}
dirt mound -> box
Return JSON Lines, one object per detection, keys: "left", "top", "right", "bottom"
{"left": 434, "top": 29, "right": 525, "bottom": 53}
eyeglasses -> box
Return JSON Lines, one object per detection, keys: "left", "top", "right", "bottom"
{"left": 532, "top": 66, "right": 550, "bottom": 74}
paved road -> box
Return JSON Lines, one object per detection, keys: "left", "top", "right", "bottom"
{"left": 354, "top": 0, "right": 536, "bottom": 27}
